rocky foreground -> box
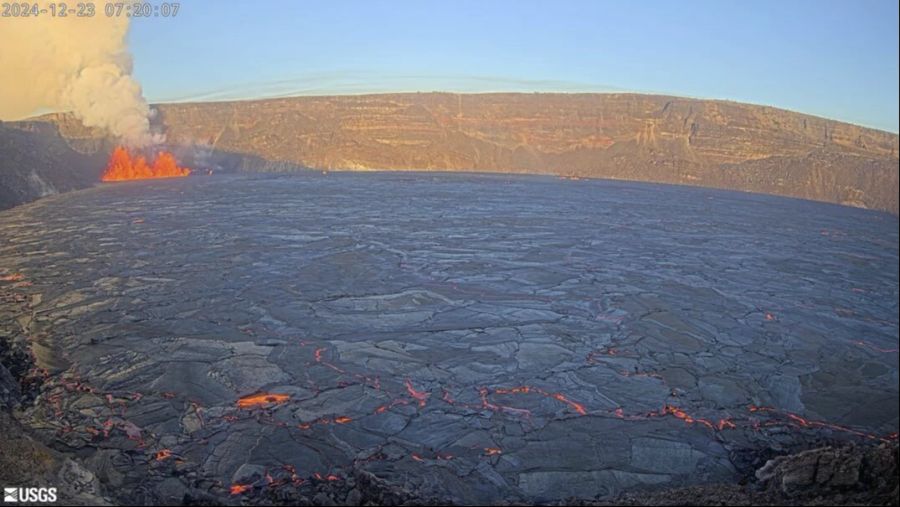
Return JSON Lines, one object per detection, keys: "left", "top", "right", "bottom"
{"left": 3, "top": 407, "right": 897, "bottom": 507}
{"left": 1, "top": 173, "right": 898, "bottom": 505}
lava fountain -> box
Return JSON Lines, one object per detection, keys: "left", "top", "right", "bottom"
{"left": 101, "top": 146, "right": 191, "bottom": 182}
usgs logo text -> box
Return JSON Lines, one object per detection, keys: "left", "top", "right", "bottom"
{"left": 3, "top": 487, "right": 58, "bottom": 503}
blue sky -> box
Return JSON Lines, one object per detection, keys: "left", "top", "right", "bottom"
{"left": 130, "top": 0, "right": 899, "bottom": 132}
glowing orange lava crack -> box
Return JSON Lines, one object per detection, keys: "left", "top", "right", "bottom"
{"left": 852, "top": 340, "right": 899, "bottom": 353}
{"left": 748, "top": 404, "right": 897, "bottom": 441}
{"left": 485, "top": 385, "right": 587, "bottom": 416}
{"left": 404, "top": 378, "right": 430, "bottom": 407}
{"left": 297, "top": 415, "right": 354, "bottom": 430}
{"left": 655, "top": 405, "right": 734, "bottom": 431}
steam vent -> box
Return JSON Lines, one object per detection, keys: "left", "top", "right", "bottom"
{"left": 0, "top": 173, "right": 897, "bottom": 505}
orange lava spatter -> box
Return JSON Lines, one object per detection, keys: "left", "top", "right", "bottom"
{"left": 101, "top": 146, "right": 191, "bottom": 182}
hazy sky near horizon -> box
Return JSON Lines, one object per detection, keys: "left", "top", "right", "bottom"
{"left": 130, "top": 0, "right": 899, "bottom": 132}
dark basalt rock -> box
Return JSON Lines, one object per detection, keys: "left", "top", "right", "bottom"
{"left": 756, "top": 442, "right": 899, "bottom": 499}
{"left": 0, "top": 172, "right": 897, "bottom": 505}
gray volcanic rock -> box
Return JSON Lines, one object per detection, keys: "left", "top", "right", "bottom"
{"left": 0, "top": 122, "right": 104, "bottom": 211}
{"left": 0, "top": 411, "right": 113, "bottom": 506}
{"left": 562, "top": 442, "right": 899, "bottom": 506}
{"left": 0, "top": 173, "right": 896, "bottom": 505}
{"left": 755, "top": 442, "right": 898, "bottom": 497}
{"left": 0, "top": 362, "right": 20, "bottom": 407}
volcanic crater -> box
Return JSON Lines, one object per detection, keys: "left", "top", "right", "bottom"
{"left": 0, "top": 172, "right": 897, "bottom": 504}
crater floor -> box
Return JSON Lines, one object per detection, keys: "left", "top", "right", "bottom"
{"left": 1, "top": 173, "right": 897, "bottom": 504}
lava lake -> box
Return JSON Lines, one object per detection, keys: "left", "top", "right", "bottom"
{"left": 0, "top": 172, "right": 897, "bottom": 504}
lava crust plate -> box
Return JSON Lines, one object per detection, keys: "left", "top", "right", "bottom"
{"left": 0, "top": 172, "right": 897, "bottom": 504}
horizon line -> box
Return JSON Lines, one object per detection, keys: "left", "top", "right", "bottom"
{"left": 145, "top": 89, "right": 899, "bottom": 135}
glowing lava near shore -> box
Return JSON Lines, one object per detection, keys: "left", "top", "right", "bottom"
{"left": 101, "top": 146, "right": 191, "bottom": 182}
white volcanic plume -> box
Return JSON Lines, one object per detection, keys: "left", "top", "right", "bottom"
{"left": 0, "top": 8, "right": 162, "bottom": 147}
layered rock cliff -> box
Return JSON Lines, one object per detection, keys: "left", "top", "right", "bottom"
{"left": 0, "top": 122, "right": 104, "bottom": 210}
{"left": 8, "top": 93, "right": 899, "bottom": 213}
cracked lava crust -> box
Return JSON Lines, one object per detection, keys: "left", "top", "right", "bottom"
{"left": 0, "top": 172, "right": 897, "bottom": 504}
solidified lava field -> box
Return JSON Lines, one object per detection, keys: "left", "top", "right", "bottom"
{"left": 0, "top": 172, "right": 898, "bottom": 505}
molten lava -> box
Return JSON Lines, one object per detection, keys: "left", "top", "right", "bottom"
{"left": 404, "top": 378, "right": 430, "bottom": 407}
{"left": 229, "top": 483, "right": 252, "bottom": 495}
{"left": 236, "top": 392, "right": 290, "bottom": 409}
{"left": 488, "top": 385, "right": 587, "bottom": 416}
{"left": 101, "top": 146, "right": 191, "bottom": 182}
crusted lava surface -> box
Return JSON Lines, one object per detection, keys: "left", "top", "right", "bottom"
{"left": 0, "top": 172, "right": 897, "bottom": 505}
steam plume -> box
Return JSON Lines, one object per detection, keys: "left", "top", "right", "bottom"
{"left": 0, "top": 8, "right": 161, "bottom": 147}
